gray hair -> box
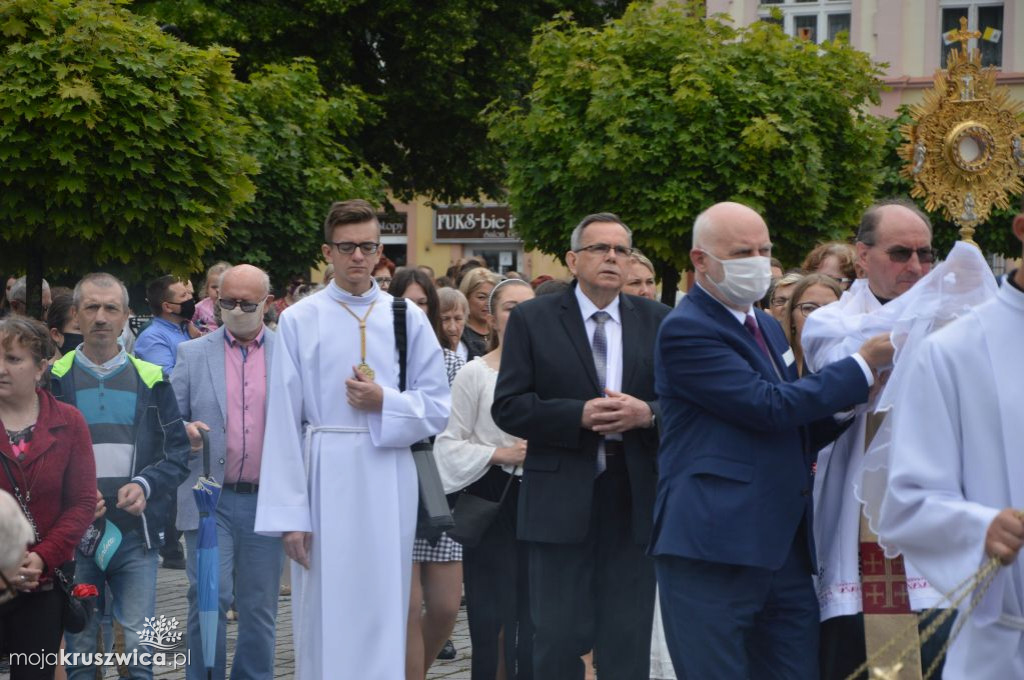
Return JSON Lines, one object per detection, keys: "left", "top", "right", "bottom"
{"left": 570, "top": 213, "right": 633, "bottom": 251}
{"left": 218, "top": 265, "right": 271, "bottom": 297}
{"left": 438, "top": 287, "right": 469, "bottom": 316}
{"left": 8, "top": 277, "right": 50, "bottom": 303}
{"left": 0, "top": 490, "right": 34, "bottom": 571}
{"left": 73, "top": 273, "right": 129, "bottom": 310}
{"left": 856, "top": 198, "right": 933, "bottom": 246}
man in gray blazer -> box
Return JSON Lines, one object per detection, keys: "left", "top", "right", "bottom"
{"left": 170, "top": 264, "right": 282, "bottom": 680}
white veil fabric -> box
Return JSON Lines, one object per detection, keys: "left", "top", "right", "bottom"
{"left": 854, "top": 242, "right": 998, "bottom": 556}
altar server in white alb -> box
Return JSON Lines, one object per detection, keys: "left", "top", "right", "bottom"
{"left": 878, "top": 209, "right": 1024, "bottom": 679}
{"left": 254, "top": 199, "right": 451, "bottom": 680}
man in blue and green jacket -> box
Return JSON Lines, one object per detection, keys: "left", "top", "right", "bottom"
{"left": 51, "top": 273, "right": 189, "bottom": 680}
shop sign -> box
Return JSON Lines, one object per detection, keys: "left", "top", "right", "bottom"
{"left": 377, "top": 212, "right": 407, "bottom": 236}
{"left": 434, "top": 205, "right": 518, "bottom": 243}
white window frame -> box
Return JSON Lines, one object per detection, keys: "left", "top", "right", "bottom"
{"left": 758, "top": 0, "right": 853, "bottom": 45}
{"left": 938, "top": 1, "right": 1004, "bottom": 68}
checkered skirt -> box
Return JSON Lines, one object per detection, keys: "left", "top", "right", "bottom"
{"left": 412, "top": 533, "right": 463, "bottom": 562}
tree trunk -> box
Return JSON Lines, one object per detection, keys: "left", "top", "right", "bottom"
{"left": 26, "top": 240, "right": 45, "bottom": 321}
{"left": 659, "top": 264, "right": 680, "bottom": 307}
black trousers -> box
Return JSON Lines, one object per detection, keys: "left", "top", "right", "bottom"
{"left": 528, "top": 461, "right": 656, "bottom": 680}
{"left": 819, "top": 610, "right": 955, "bottom": 680}
{"left": 0, "top": 588, "right": 64, "bottom": 680}
{"left": 462, "top": 466, "right": 534, "bottom": 680}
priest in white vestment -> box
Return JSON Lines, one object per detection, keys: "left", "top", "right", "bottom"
{"left": 801, "top": 201, "right": 944, "bottom": 676}
{"left": 878, "top": 221, "right": 1024, "bottom": 679}
{"left": 254, "top": 200, "right": 451, "bottom": 680}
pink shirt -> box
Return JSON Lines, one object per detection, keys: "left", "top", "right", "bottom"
{"left": 224, "top": 328, "right": 268, "bottom": 484}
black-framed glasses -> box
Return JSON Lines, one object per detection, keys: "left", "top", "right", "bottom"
{"left": 218, "top": 297, "right": 266, "bottom": 313}
{"left": 796, "top": 302, "right": 822, "bottom": 317}
{"left": 770, "top": 296, "right": 790, "bottom": 309}
{"left": 374, "top": 276, "right": 392, "bottom": 286}
{"left": 574, "top": 243, "right": 633, "bottom": 258}
{"left": 882, "top": 246, "right": 935, "bottom": 264}
{"left": 329, "top": 241, "right": 381, "bottom": 255}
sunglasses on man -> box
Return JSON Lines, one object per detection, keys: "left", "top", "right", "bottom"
{"left": 882, "top": 246, "right": 935, "bottom": 264}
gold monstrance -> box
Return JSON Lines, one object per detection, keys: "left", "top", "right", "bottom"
{"left": 900, "top": 17, "right": 1024, "bottom": 245}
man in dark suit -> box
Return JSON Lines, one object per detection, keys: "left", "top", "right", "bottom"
{"left": 651, "top": 201, "right": 894, "bottom": 678}
{"left": 493, "top": 212, "right": 669, "bottom": 680}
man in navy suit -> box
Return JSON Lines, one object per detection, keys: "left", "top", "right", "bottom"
{"left": 651, "top": 202, "right": 894, "bottom": 678}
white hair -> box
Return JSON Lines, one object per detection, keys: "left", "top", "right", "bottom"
{"left": 692, "top": 208, "right": 714, "bottom": 250}
{"left": 0, "top": 491, "right": 34, "bottom": 572}
{"left": 218, "top": 265, "right": 271, "bottom": 297}
{"left": 9, "top": 277, "right": 50, "bottom": 303}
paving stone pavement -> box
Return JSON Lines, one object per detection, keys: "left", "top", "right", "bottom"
{"left": 147, "top": 565, "right": 473, "bottom": 679}
{"left": 0, "top": 564, "right": 471, "bottom": 680}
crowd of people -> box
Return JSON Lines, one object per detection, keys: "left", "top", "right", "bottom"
{"left": 0, "top": 194, "right": 1021, "bottom": 680}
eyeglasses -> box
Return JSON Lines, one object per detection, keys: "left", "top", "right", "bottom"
{"left": 574, "top": 243, "right": 633, "bottom": 258}
{"left": 881, "top": 246, "right": 935, "bottom": 264}
{"left": 374, "top": 276, "right": 392, "bottom": 286}
{"left": 329, "top": 241, "right": 381, "bottom": 256}
{"left": 770, "top": 296, "right": 789, "bottom": 308}
{"left": 219, "top": 297, "right": 266, "bottom": 313}
{"left": 796, "top": 302, "right": 823, "bottom": 317}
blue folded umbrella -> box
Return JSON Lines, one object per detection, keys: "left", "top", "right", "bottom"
{"left": 192, "top": 431, "right": 221, "bottom": 679}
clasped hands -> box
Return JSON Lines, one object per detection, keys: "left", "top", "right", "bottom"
{"left": 346, "top": 366, "right": 383, "bottom": 412}
{"left": 581, "top": 389, "right": 653, "bottom": 434}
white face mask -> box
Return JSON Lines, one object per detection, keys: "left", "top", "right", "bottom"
{"left": 221, "top": 301, "right": 265, "bottom": 338}
{"left": 702, "top": 252, "right": 773, "bottom": 308}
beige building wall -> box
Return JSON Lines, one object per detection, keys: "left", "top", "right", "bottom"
{"left": 706, "top": 0, "right": 1024, "bottom": 115}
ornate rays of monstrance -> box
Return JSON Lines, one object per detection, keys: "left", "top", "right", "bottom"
{"left": 900, "top": 17, "right": 1024, "bottom": 245}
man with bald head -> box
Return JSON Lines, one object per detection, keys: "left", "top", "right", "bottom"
{"left": 803, "top": 199, "right": 946, "bottom": 680}
{"left": 170, "top": 264, "right": 282, "bottom": 680}
{"left": 651, "top": 202, "right": 893, "bottom": 677}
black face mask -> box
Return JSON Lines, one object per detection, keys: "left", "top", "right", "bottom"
{"left": 174, "top": 299, "right": 197, "bottom": 320}
{"left": 60, "top": 332, "right": 84, "bottom": 356}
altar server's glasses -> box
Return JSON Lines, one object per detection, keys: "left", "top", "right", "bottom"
{"left": 884, "top": 246, "right": 935, "bottom": 264}
{"left": 330, "top": 241, "right": 381, "bottom": 255}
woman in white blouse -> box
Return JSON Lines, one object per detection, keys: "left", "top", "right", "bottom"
{"left": 436, "top": 278, "right": 534, "bottom": 680}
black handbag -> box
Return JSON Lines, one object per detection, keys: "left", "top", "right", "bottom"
{"left": 53, "top": 561, "right": 92, "bottom": 633}
{"left": 393, "top": 299, "right": 456, "bottom": 541}
{"left": 0, "top": 454, "right": 94, "bottom": 633}
{"left": 447, "top": 467, "right": 518, "bottom": 548}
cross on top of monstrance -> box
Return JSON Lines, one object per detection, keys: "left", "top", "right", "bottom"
{"left": 899, "top": 16, "right": 1024, "bottom": 246}
{"left": 951, "top": 16, "right": 981, "bottom": 56}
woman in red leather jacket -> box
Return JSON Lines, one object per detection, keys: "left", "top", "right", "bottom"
{"left": 0, "top": 317, "right": 95, "bottom": 680}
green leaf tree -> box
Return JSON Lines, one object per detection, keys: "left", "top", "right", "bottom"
{"left": 0, "top": 0, "right": 256, "bottom": 316}
{"left": 486, "top": 2, "right": 888, "bottom": 300}
{"left": 877, "top": 106, "right": 1021, "bottom": 258}
{"left": 131, "top": 0, "right": 629, "bottom": 202}
{"left": 213, "top": 58, "right": 386, "bottom": 286}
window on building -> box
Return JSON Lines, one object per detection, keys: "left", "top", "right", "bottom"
{"left": 940, "top": 2, "right": 1004, "bottom": 68}
{"left": 758, "top": 0, "right": 852, "bottom": 44}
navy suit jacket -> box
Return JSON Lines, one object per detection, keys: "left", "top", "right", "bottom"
{"left": 650, "top": 284, "right": 868, "bottom": 571}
